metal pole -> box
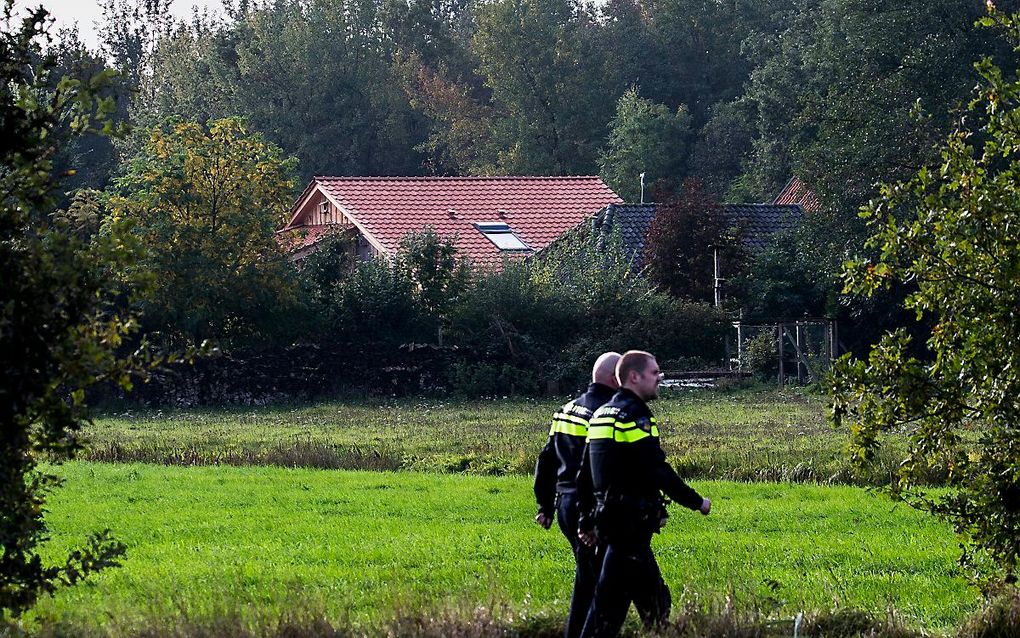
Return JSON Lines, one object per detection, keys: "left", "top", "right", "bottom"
{"left": 713, "top": 246, "right": 721, "bottom": 308}
{"left": 795, "top": 323, "right": 804, "bottom": 384}
{"left": 736, "top": 318, "right": 744, "bottom": 372}
{"left": 640, "top": 172, "right": 646, "bottom": 204}
{"left": 777, "top": 324, "right": 784, "bottom": 385}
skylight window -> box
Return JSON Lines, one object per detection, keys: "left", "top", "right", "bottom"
{"left": 474, "top": 222, "right": 531, "bottom": 252}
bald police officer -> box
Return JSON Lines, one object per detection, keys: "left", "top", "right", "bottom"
{"left": 534, "top": 352, "right": 622, "bottom": 638}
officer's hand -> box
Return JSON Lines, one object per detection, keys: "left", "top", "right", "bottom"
{"left": 578, "top": 529, "right": 596, "bottom": 547}
{"left": 699, "top": 497, "right": 711, "bottom": 516}
{"left": 535, "top": 512, "right": 553, "bottom": 529}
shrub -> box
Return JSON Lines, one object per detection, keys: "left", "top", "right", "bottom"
{"left": 956, "top": 590, "right": 1020, "bottom": 638}
{"left": 744, "top": 330, "right": 779, "bottom": 379}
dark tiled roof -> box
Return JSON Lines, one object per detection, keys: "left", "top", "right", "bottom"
{"left": 282, "top": 176, "right": 622, "bottom": 268}
{"left": 591, "top": 203, "right": 657, "bottom": 268}
{"left": 724, "top": 203, "right": 803, "bottom": 250}
{"left": 582, "top": 202, "right": 803, "bottom": 265}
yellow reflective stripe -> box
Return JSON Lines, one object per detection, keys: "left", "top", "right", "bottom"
{"left": 613, "top": 425, "right": 660, "bottom": 443}
{"left": 614, "top": 428, "right": 651, "bottom": 443}
{"left": 588, "top": 420, "right": 660, "bottom": 443}
{"left": 555, "top": 411, "right": 590, "bottom": 427}
{"left": 549, "top": 402, "right": 589, "bottom": 436}
{"left": 551, "top": 419, "right": 588, "bottom": 437}
{"left": 589, "top": 416, "right": 617, "bottom": 426}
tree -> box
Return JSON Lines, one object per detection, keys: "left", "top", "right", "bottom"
{"left": 134, "top": 0, "right": 425, "bottom": 183}
{"left": 472, "top": 0, "right": 613, "bottom": 174}
{"left": 396, "top": 228, "right": 470, "bottom": 320}
{"left": 395, "top": 53, "right": 500, "bottom": 175}
{"left": 599, "top": 86, "right": 691, "bottom": 201}
{"left": 113, "top": 117, "right": 299, "bottom": 347}
{"left": 47, "top": 27, "right": 125, "bottom": 196}
{"left": 832, "top": 7, "right": 1020, "bottom": 583}
{"left": 642, "top": 179, "right": 746, "bottom": 302}
{"left": 1, "top": 2, "right": 151, "bottom": 617}
{"left": 742, "top": 0, "right": 1014, "bottom": 209}
{"left": 687, "top": 98, "right": 757, "bottom": 200}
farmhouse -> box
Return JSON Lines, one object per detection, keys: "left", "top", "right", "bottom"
{"left": 278, "top": 176, "right": 622, "bottom": 268}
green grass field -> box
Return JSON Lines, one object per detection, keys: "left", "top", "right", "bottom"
{"left": 29, "top": 462, "right": 975, "bottom": 635}
{"left": 84, "top": 388, "right": 909, "bottom": 484}
{"left": 12, "top": 388, "right": 979, "bottom": 636}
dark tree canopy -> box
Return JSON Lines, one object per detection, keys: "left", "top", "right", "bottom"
{"left": 643, "top": 180, "right": 747, "bottom": 303}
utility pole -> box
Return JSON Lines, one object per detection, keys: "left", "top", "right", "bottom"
{"left": 712, "top": 245, "right": 724, "bottom": 308}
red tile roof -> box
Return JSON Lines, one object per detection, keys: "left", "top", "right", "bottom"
{"left": 281, "top": 176, "right": 622, "bottom": 268}
{"left": 278, "top": 224, "right": 335, "bottom": 253}
{"left": 773, "top": 176, "right": 822, "bottom": 212}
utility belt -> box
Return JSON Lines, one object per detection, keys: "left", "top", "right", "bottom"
{"left": 592, "top": 490, "right": 670, "bottom": 541}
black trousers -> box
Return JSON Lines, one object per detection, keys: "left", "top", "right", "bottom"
{"left": 578, "top": 533, "right": 671, "bottom": 638}
{"left": 556, "top": 491, "right": 602, "bottom": 638}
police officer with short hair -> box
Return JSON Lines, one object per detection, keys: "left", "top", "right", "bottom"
{"left": 576, "top": 350, "right": 711, "bottom": 638}
{"left": 534, "top": 352, "right": 622, "bottom": 638}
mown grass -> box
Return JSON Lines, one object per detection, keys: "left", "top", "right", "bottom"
{"left": 24, "top": 462, "right": 976, "bottom": 636}
{"left": 84, "top": 387, "right": 911, "bottom": 484}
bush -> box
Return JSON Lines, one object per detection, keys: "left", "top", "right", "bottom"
{"left": 956, "top": 590, "right": 1020, "bottom": 638}
{"left": 118, "top": 219, "right": 731, "bottom": 403}
{"left": 744, "top": 330, "right": 779, "bottom": 379}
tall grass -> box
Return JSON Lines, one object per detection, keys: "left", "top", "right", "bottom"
{"left": 83, "top": 388, "right": 915, "bottom": 485}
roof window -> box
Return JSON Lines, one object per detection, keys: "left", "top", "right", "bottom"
{"left": 474, "top": 222, "right": 531, "bottom": 252}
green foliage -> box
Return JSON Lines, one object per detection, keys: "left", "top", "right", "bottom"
{"left": 832, "top": 8, "right": 1020, "bottom": 582}
{"left": 329, "top": 258, "right": 432, "bottom": 347}
{"left": 113, "top": 117, "right": 299, "bottom": 347}
{"left": 739, "top": 214, "right": 843, "bottom": 320}
{"left": 743, "top": 330, "right": 779, "bottom": 380}
{"left": 598, "top": 86, "right": 692, "bottom": 201}
{"left": 395, "top": 54, "right": 500, "bottom": 175}
{"left": 295, "top": 229, "right": 358, "bottom": 311}
{"left": 0, "top": 1, "right": 152, "bottom": 618}
{"left": 396, "top": 228, "right": 470, "bottom": 319}
{"left": 742, "top": 0, "right": 1011, "bottom": 210}
{"left": 297, "top": 229, "right": 465, "bottom": 348}
{"left": 687, "top": 98, "right": 757, "bottom": 199}
{"left": 132, "top": 0, "right": 425, "bottom": 182}
{"left": 446, "top": 227, "right": 728, "bottom": 392}
{"left": 471, "top": 0, "right": 613, "bottom": 174}
{"left": 447, "top": 259, "right": 575, "bottom": 391}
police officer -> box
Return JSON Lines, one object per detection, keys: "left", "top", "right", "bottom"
{"left": 534, "top": 352, "right": 622, "bottom": 638}
{"left": 577, "top": 350, "right": 711, "bottom": 638}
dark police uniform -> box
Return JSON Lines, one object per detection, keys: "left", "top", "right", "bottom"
{"left": 576, "top": 388, "right": 704, "bottom": 638}
{"left": 534, "top": 382, "right": 616, "bottom": 638}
